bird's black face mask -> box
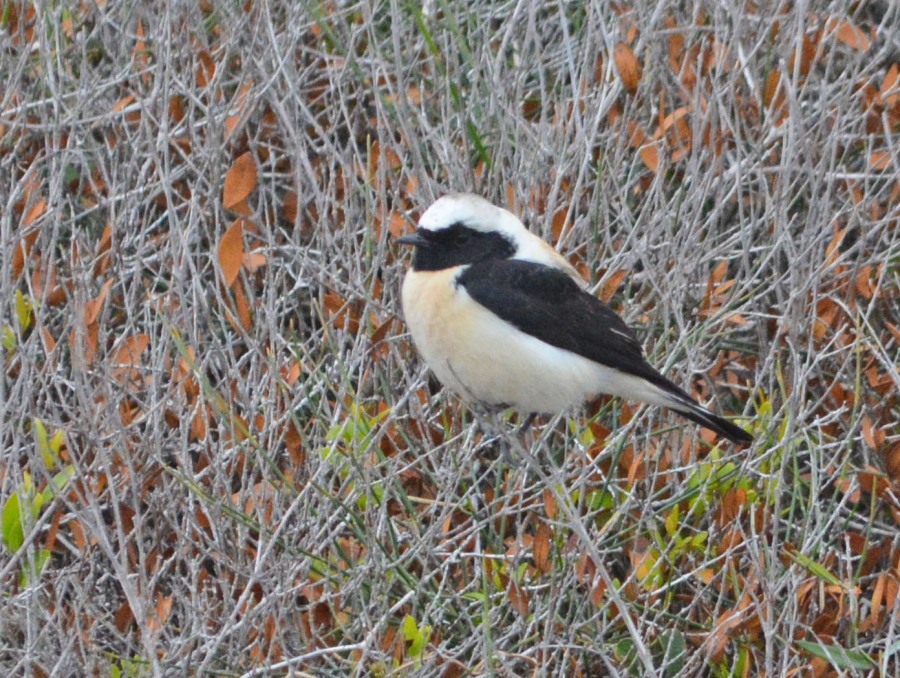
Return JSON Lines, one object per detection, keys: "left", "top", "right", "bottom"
{"left": 397, "top": 223, "right": 516, "bottom": 271}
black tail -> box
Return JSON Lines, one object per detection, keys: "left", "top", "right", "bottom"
{"left": 671, "top": 400, "right": 753, "bottom": 444}
{"left": 652, "top": 378, "right": 753, "bottom": 444}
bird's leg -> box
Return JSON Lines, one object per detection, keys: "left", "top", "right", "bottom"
{"left": 470, "top": 409, "right": 523, "bottom": 467}
{"left": 517, "top": 412, "right": 538, "bottom": 436}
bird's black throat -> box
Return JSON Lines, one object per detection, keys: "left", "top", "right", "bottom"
{"left": 408, "top": 223, "right": 516, "bottom": 271}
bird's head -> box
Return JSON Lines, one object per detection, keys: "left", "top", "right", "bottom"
{"left": 396, "top": 193, "right": 553, "bottom": 272}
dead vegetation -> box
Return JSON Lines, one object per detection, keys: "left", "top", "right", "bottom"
{"left": 1, "top": 1, "right": 899, "bottom": 675}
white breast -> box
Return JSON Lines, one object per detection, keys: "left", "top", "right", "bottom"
{"left": 401, "top": 268, "right": 640, "bottom": 414}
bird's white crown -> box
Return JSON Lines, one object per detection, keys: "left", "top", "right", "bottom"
{"left": 418, "top": 193, "right": 522, "bottom": 234}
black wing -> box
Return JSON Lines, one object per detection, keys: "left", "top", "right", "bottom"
{"left": 457, "top": 259, "right": 753, "bottom": 444}
{"left": 457, "top": 259, "right": 663, "bottom": 384}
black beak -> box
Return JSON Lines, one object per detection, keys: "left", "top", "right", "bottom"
{"left": 395, "top": 229, "right": 430, "bottom": 248}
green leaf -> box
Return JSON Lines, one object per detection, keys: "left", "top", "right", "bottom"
{"left": 659, "top": 629, "right": 686, "bottom": 677}
{"left": 614, "top": 638, "right": 636, "bottom": 662}
{"left": 665, "top": 505, "right": 680, "bottom": 537}
{"left": 50, "top": 429, "right": 64, "bottom": 456}
{"left": 15, "top": 290, "right": 32, "bottom": 332}
{"left": 1, "top": 326, "right": 15, "bottom": 350}
{"left": 786, "top": 550, "right": 842, "bottom": 586}
{"left": 795, "top": 640, "right": 876, "bottom": 669}
{"left": 583, "top": 488, "right": 616, "bottom": 512}
{"left": 34, "top": 417, "right": 59, "bottom": 468}
{"left": 400, "top": 614, "right": 431, "bottom": 659}
{"left": 20, "top": 547, "right": 53, "bottom": 585}
{"left": 408, "top": 622, "right": 431, "bottom": 658}
{"left": 2, "top": 492, "right": 25, "bottom": 552}
{"left": 39, "top": 465, "right": 75, "bottom": 506}
{"left": 401, "top": 614, "right": 418, "bottom": 641}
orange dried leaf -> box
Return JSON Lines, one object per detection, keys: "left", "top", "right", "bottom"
{"left": 114, "top": 600, "right": 134, "bottom": 632}
{"left": 225, "top": 82, "right": 253, "bottom": 140}
{"left": 156, "top": 597, "right": 173, "bottom": 627}
{"left": 233, "top": 281, "right": 253, "bottom": 331}
{"left": 885, "top": 573, "right": 900, "bottom": 610}
{"left": 790, "top": 32, "right": 820, "bottom": 78}
{"left": 44, "top": 509, "right": 61, "bottom": 551}
{"left": 284, "top": 361, "right": 302, "bottom": 386}
{"left": 24, "top": 196, "right": 47, "bottom": 226}
{"left": 218, "top": 219, "right": 245, "bottom": 287}
{"left": 764, "top": 71, "right": 783, "bottom": 108}
{"left": 600, "top": 269, "right": 627, "bottom": 303}
{"left": 858, "top": 468, "right": 891, "bottom": 498}
{"left": 223, "top": 152, "right": 257, "bottom": 209}
{"left": 69, "top": 518, "right": 86, "bottom": 552}
{"left": 505, "top": 184, "right": 517, "bottom": 214}
{"left": 133, "top": 20, "right": 146, "bottom": 58}
{"left": 713, "top": 279, "right": 736, "bottom": 297}
{"left": 627, "top": 450, "right": 646, "bottom": 485}
{"left": 854, "top": 266, "right": 875, "bottom": 299}
{"left": 111, "top": 334, "right": 150, "bottom": 368}
{"left": 111, "top": 95, "right": 136, "bottom": 115}
{"left": 886, "top": 322, "right": 900, "bottom": 344}
{"left": 614, "top": 43, "right": 642, "bottom": 95}
{"left": 628, "top": 540, "right": 656, "bottom": 583}
{"left": 72, "top": 322, "right": 100, "bottom": 366}
{"left": 870, "top": 150, "right": 892, "bottom": 171}
{"left": 12, "top": 228, "right": 41, "bottom": 279}
{"left": 708, "top": 599, "right": 750, "bottom": 662}
{"left": 883, "top": 63, "right": 900, "bottom": 94}
{"left": 387, "top": 211, "right": 408, "bottom": 239}
{"left": 724, "top": 312, "right": 749, "bottom": 326}
{"left": 228, "top": 198, "right": 254, "bottom": 218}
{"left": 575, "top": 553, "right": 595, "bottom": 583}
{"left": 84, "top": 278, "right": 115, "bottom": 326}
{"left": 666, "top": 19, "right": 684, "bottom": 70}
{"left": 542, "top": 488, "right": 557, "bottom": 520}
{"left": 196, "top": 49, "right": 215, "bottom": 88}
{"left": 323, "top": 291, "right": 345, "bottom": 316}
{"left": 638, "top": 144, "right": 659, "bottom": 172}
{"left": 371, "top": 315, "right": 395, "bottom": 342}
{"left": 825, "top": 227, "right": 847, "bottom": 266}
{"left": 282, "top": 191, "right": 298, "bottom": 224}
{"left": 626, "top": 120, "right": 647, "bottom": 148}
{"left": 625, "top": 24, "right": 638, "bottom": 44}
{"left": 533, "top": 522, "right": 553, "bottom": 574}
{"left": 242, "top": 251, "right": 267, "bottom": 273}
{"left": 680, "top": 63, "right": 697, "bottom": 91}
{"left": 192, "top": 406, "right": 209, "bottom": 441}
{"left": 323, "top": 291, "right": 360, "bottom": 334}
{"left": 507, "top": 581, "right": 529, "bottom": 617}
{"left": 95, "top": 222, "right": 113, "bottom": 271}
{"left": 831, "top": 18, "right": 872, "bottom": 52}
{"left": 607, "top": 100, "right": 623, "bottom": 126}
{"left": 660, "top": 107, "right": 692, "bottom": 158}
{"left": 710, "top": 259, "right": 728, "bottom": 285}
{"left": 168, "top": 95, "right": 185, "bottom": 123}
{"left": 862, "top": 416, "right": 877, "bottom": 450}
{"left": 550, "top": 208, "right": 571, "bottom": 242}
{"left": 860, "top": 573, "right": 887, "bottom": 632}
{"left": 40, "top": 326, "right": 57, "bottom": 353}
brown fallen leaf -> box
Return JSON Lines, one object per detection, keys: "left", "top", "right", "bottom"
{"left": 218, "top": 219, "right": 245, "bottom": 288}
{"left": 223, "top": 152, "right": 257, "bottom": 209}
{"left": 614, "top": 43, "right": 642, "bottom": 95}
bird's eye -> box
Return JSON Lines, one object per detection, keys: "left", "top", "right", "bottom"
{"left": 454, "top": 230, "right": 471, "bottom": 246}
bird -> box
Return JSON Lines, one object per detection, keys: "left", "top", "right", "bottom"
{"left": 396, "top": 193, "right": 752, "bottom": 444}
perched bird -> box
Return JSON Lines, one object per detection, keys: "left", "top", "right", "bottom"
{"left": 396, "top": 193, "right": 752, "bottom": 444}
